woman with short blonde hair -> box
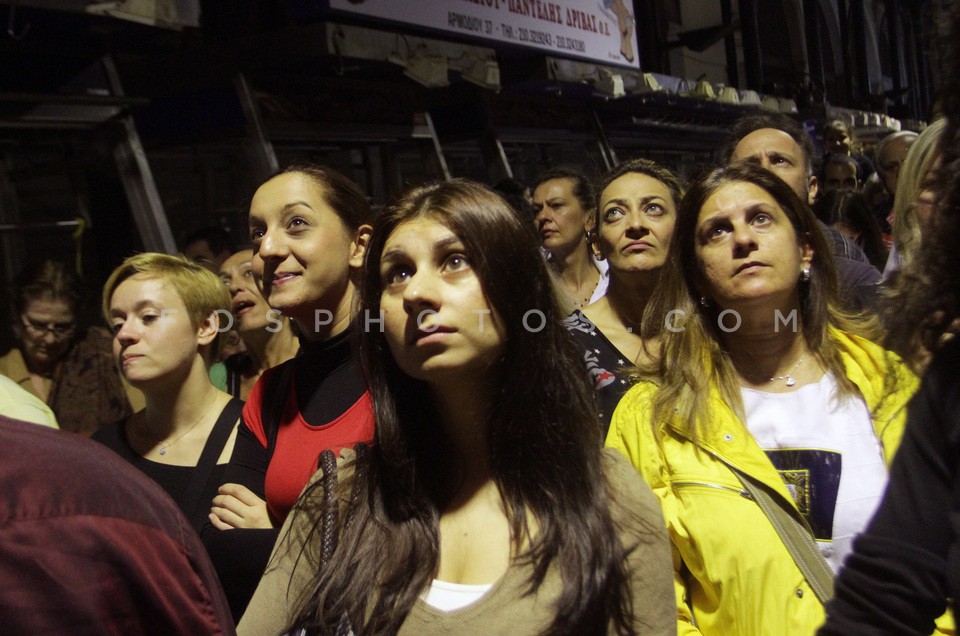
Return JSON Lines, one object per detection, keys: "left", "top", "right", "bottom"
{"left": 94, "top": 252, "right": 241, "bottom": 534}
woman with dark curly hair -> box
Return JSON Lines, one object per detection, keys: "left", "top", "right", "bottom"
{"left": 239, "top": 179, "right": 674, "bottom": 635}
{"left": 564, "top": 159, "right": 683, "bottom": 432}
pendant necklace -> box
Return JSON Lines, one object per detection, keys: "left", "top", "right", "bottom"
{"left": 155, "top": 402, "right": 216, "bottom": 456}
{"left": 769, "top": 355, "right": 804, "bottom": 387}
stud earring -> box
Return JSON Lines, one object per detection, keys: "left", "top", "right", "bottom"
{"left": 699, "top": 296, "right": 710, "bottom": 308}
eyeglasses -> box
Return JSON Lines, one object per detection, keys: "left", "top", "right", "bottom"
{"left": 21, "top": 317, "right": 76, "bottom": 338}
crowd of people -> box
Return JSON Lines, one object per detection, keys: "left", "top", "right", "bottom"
{"left": 3, "top": 6, "right": 960, "bottom": 633}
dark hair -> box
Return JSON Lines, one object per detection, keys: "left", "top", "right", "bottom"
{"left": 492, "top": 176, "right": 528, "bottom": 197}
{"left": 279, "top": 163, "right": 373, "bottom": 231}
{"left": 824, "top": 119, "right": 863, "bottom": 152}
{"left": 533, "top": 166, "right": 595, "bottom": 212}
{"left": 822, "top": 152, "right": 859, "bottom": 172}
{"left": 722, "top": 113, "right": 816, "bottom": 176}
{"left": 491, "top": 177, "right": 535, "bottom": 222}
{"left": 638, "top": 163, "right": 878, "bottom": 438}
{"left": 13, "top": 260, "right": 83, "bottom": 317}
{"left": 594, "top": 158, "right": 685, "bottom": 229}
{"left": 288, "top": 179, "right": 642, "bottom": 634}
{"left": 182, "top": 225, "right": 234, "bottom": 256}
{"left": 813, "top": 191, "right": 888, "bottom": 270}
{"left": 883, "top": 3, "right": 960, "bottom": 364}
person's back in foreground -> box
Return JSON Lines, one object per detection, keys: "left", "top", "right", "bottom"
{"left": 0, "top": 415, "right": 234, "bottom": 635}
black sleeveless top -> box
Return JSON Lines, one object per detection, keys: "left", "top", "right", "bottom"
{"left": 92, "top": 398, "right": 244, "bottom": 533}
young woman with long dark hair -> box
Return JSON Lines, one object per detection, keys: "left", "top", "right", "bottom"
{"left": 239, "top": 179, "right": 674, "bottom": 634}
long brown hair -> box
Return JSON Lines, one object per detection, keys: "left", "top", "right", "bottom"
{"left": 637, "top": 163, "right": 880, "bottom": 438}
{"left": 287, "top": 179, "right": 649, "bottom": 634}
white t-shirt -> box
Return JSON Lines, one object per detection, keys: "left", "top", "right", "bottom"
{"left": 741, "top": 372, "right": 888, "bottom": 572}
{"left": 422, "top": 579, "right": 493, "bottom": 611}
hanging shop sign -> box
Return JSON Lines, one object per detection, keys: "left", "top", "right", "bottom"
{"left": 328, "top": 0, "right": 640, "bottom": 68}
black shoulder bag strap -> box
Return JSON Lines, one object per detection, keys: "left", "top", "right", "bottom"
{"left": 732, "top": 468, "right": 835, "bottom": 604}
{"left": 184, "top": 397, "right": 245, "bottom": 529}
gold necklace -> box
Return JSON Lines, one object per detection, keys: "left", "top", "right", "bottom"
{"left": 573, "top": 268, "right": 601, "bottom": 309}
{"left": 155, "top": 401, "right": 217, "bottom": 456}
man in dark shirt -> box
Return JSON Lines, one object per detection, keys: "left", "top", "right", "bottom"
{"left": 0, "top": 415, "right": 234, "bottom": 634}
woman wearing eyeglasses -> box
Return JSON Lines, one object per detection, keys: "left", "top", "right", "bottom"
{"left": 0, "top": 260, "right": 143, "bottom": 435}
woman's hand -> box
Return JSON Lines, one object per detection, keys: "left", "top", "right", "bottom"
{"left": 209, "top": 483, "right": 273, "bottom": 530}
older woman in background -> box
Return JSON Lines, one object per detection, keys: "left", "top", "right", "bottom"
{"left": 607, "top": 163, "right": 916, "bottom": 635}
{"left": 532, "top": 167, "right": 607, "bottom": 311}
{"left": 216, "top": 248, "right": 298, "bottom": 399}
{"left": 0, "top": 260, "right": 142, "bottom": 435}
{"left": 871, "top": 130, "right": 919, "bottom": 241}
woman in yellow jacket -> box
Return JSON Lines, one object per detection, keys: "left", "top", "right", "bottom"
{"left": 607, "top": 163, "right": 918, "bottom": 635}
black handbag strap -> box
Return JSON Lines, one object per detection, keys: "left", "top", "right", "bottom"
{"left": 184, "top": 397, "right": 244, "bottom": 528}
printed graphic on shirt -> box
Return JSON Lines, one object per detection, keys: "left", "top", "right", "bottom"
{"left": 583, "top": 349, "right": 616, "bottom": 389}
{"left": 564, "top": 313, "right": 616, "bottom": 388}
{"left": 765, "top": 448, "right": 842, "bottom": 541}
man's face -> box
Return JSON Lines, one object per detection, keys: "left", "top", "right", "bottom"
{"left": 823, "top": 162, "right": 858, "bottom": 192}
{"left": 731, "top": 128, "right": 817, "bottom": 204}
{"left": 877, "top": 136, "right": 914, "bottom": 195}
{"left": 184, "top": 239, "right": 224, "bottom": 271}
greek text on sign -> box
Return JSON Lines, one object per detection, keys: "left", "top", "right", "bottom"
{"left": 329, "top": 0, "right": 640, "bottom": 69}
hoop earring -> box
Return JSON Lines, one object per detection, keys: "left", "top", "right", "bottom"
{"left": 586, "top": 230, "right": 604, "bottom": 260}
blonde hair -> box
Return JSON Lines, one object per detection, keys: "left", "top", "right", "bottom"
{"left": 102, "top": 252, "right": 231, "bottom": 356}
{"left": 892, "top": 119, "right": 945, "bottom": 270}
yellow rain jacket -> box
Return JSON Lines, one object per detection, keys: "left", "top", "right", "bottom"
{"left": 606, "top": 330, "right": 918, "bottom": 635}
